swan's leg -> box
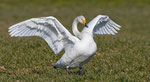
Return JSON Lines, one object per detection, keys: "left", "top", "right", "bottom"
{"left": 66, "top": 68, "right": 69, "bottom": 74}
{"left": 79, "top": 67, "right": 83, "bottom": 75}
{"left": 66, "top": 66, "right": 69, "bottom": 75}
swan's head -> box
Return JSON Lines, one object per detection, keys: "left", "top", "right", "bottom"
{"left": 77, "top": 16, "right": 88, "bottom": 27}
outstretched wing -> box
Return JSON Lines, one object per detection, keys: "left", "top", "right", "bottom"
{"left": 8, "top": 16, "right": 75, "bottom": 54}
{"left": 82, "top": 15, "right": 121, "bottom": 36}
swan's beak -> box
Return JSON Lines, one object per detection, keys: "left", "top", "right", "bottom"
{"left": 82, "top": 20, "right": 88, "bottom": 28}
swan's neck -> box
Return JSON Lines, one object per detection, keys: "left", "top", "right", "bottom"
{"left": 72, "top": 18, "right": 80, "bottom": 37}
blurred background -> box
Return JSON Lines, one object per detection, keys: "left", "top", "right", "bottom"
{"left": 0, "top": 0, "right": 150, "bottom": 81}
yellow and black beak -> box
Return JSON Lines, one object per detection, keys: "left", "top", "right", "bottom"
{"left": 82, "top": 20, "right": 88, "bottom": 28}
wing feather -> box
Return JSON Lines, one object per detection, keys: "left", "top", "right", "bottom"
{"left": 104, "top": 24, "right": 113, "bottom": 35}
{"left": 102, "top": 27, "right": 106, "bottom": 34}
{"left": 103, "top": 27, "right": 110, "bottom": 34}
{"left": 99, "top": 28, "right": 103, "bottom": 34}
{"left": 82, "top": 15, "right": 121, "bottom": 36}
{"left": 8, "top": 16, "right": 75, "bottom": 54}
{"left": 107, "top": 24, "right": 117, "bottom": 33}
{"left": 109, "top": 19, "right": 121, "bottom": 28}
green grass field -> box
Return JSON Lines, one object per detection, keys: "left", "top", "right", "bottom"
{"left": 0, "top": 0, "right": 150, "bottom": 81}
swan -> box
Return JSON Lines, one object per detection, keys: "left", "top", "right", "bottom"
{"left": 8, "top": 15, "right": 121, "bottom": 75}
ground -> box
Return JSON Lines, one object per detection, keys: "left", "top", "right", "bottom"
{"left": 0, "top": 0, "right": 150, "bottom": 81}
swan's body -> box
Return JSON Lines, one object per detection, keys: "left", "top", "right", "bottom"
{"left": 8, "top": 15, "right": 121, "bottom": 74}
{"left": 54, "top": 32, "right": 97, "bottom": 68}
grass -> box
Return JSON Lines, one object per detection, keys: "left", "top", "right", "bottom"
{"left": 0, "top": 0, "right": 150, "bottom": 81}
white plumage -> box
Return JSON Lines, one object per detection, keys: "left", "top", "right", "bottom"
{"left": 8, "top": 15, "right": 121, "bottom": 75}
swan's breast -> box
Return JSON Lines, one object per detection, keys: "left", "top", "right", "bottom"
{"left": 77, "top": 33, "right": 97, "bottom": 56}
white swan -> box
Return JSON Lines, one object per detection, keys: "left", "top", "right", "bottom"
{"left": 8, "top": 15, "right": 121, "bottom": 75}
